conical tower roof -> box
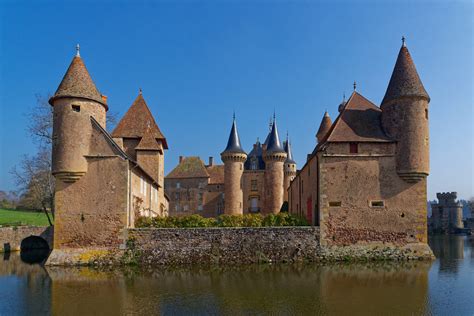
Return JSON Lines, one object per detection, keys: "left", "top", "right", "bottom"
{"left": 111, "top": 92, "right": 168, "bottom": 149}
{"left": 266, "top": 118, "right": 285, "bottom": 154}
{"left": 49, "top": 48, "right": 106, "bottom": 109}
{"left": 284, "top": 135, "right": 296, "bottom": 164}
{"left": 222, "top": 117, "right": 246, "bottom": 154}
{"left": 382, "top": 41, "right": 430, "bottom": 105}
{"left": 316, "top": 111, "right": 332, "bottom": 142}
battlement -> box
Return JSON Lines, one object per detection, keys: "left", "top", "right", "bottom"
{"left": 436, "top": 192, "right": 458, "bottom": 204}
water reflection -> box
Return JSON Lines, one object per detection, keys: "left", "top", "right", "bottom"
{"left": 1, "top": 236, "right": 473, "bottom": 315}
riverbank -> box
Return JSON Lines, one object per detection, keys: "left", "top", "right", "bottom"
{"left": 46, "top": 227, "right": 434, "bottom": 266}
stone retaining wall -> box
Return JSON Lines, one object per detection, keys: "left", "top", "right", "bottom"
{"left": 126, "top": 227, "right": 321, "bottom": 265}
{"left": 0, "top": 226, "right": 53, "bottom": 252}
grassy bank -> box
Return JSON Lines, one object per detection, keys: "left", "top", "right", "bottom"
{"left": 0, "top": 208, "right": 52, "bottom": 227}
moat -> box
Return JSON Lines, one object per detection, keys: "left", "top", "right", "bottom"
{"left": 1, "top": 235, "right": 473, "bottom": 315}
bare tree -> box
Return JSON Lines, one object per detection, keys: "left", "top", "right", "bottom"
{"left": 12, "top": 94, "right": 119, "bottom": 226}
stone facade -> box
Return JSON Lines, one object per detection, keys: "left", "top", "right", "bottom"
{"left": 47, "top": 48, "right": 169, "bottom": 265}
{"left": 222, "top": 153, "right": 247, "bottom": 215}
{"left": 431, "top": 192, "right": 464, "bottom": 234}
{"left": 263, "top": 153, "right": 287, "bottom": 214}
{"left": 288, "top": 41, "right": 432, "bottom": 254}
{"left": 0, "top": 226, "right": 53, "bottom": 252}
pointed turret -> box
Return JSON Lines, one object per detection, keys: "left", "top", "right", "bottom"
{"left": 222, "top": 117, "right": 246, "bottom": 154}
{"left": 382, "top": 41, "right": 430, "bottom": 105}
{"left": 49, "top": 46, "right": 107, "bottom": 109}
{"left": 381, "top": 38, "right": 430, "bottom": 183}
{"left": 283, "top": 134, "right": 297, "bottom": 203}
{"left": 221, "top": 115, "right": 247, "bottom": 215}
{"left": 316, "top": 111, "right": 332, "bottom": 143}
{"left": 266, "top": 118, "right": 285, "bottom": 154}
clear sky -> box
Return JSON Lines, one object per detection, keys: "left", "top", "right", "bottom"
{"left": 0, "top": 0, "right": 472, "bottom": 200}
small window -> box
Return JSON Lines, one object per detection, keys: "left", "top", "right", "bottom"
{"left": 176, "top": 182, "right": 181, "bottom": 189}
{"left": 240, "top": 163, "right": 243, "bottom": 170}
{"left": 72, "top": 105, "right": 80, "bottom": 112}
{"left": 329, "top": 201, "right": 342, "bottom": 207}
{"left": 370, "top": 200, "right": 385, "bottom": 207}
{"left": 425, "top": 109, "right": 428, "bottom": 119}
{"left": 349, "top": 143, "right": 358, "bottom": 154}
{"left": 251, "top": 180, "right": 258, "bottom": 191}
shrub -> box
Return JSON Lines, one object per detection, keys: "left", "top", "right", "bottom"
{"left": 135, "top": 212, "right": 309, "bottom": 228}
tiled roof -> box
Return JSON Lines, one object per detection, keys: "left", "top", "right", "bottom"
{"left": 244, "top": 140, "right": 265, "bottom": 170}
{"left": 49, "top": 56, "right": 107, "bottom": 109}
{"left": 135, "top": 126, "right": 162, "bottom": 151}
{"left": 316, "top": 111, "right": 332, "bottom": 142}
{"left": 325, "top": 91, "right": 393, "bottom": 143}
{"left": 206, "top": 165, "right": 224, "bottom": 184}
{"left": 284, "top": 139, "right": 296, "bottom": 164}
{"left": 111, "top": 93, "right": 168, "bottom": 149}
{"left": 382, "top": 45, "right": 430, "bottom": 105}
{"left": 166, "top": 157, "right": 210, "bottom": 179}
{"left": 222, "top": 119, "right": 246, "bottom": 154}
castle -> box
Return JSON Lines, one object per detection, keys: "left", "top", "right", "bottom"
{"left": 48, "top": 46, "right": 168, "bottom": 258}
{"left": 289, "top": 39, "right": 431, "bottom": 248}
{"left": 164, "top": 117, "right": 296, "bottom": 216}
{"left": 430, "top": 192, "right": 464, "bottom": 234}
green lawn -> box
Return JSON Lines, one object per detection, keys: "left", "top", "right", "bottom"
{"left": 0, "top": 209, "right": 52, "bottom": 227}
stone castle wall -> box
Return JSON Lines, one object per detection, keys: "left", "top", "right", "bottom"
{"left": 223, "top": 159, "right": 245, "bottom": 215}
{"left": 0, "top": 226, "right": 53, "bottom": 252}
{"left": 263, "top": 159, "right": 285, "bottom": 214}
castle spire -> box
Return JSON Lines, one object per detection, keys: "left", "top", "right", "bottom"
{"left": 222, "top": 115, "right": 245, "bottom": 154}
{"left": 266, "top": 116, "right": 285, "bottom": 153}
{"left": 76, "top": 44, "right": 80, "bottom": 57}
{"left": 284, "top": 133, "right": 296, "bottom": 164}
{"left": 316, "top": 111, "right": 332, "bottom": 143}
{"left": 382, "top": 39, "right": 430, "bottom": 105}
{"left": 49, "top": 45, "right": 107, "bottom": 109}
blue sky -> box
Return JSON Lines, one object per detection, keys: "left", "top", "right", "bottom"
{"left": 0, "top": 0, "right": 472, "bottom": 200}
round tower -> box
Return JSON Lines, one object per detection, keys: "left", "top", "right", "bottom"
{"left": 283, "top": 134, "right": 297, "bottom": 202}
{"left": 316, "top": 111, "right": 332, "bottom": 143}
{"left": 381, "top": 39, "right": 430, "bottom": 183}
{"left": 263, "top": 118, "right": 287, "bottom": 214}
{"left": 49, "top": 45, "right": 108, "bottom": 182}
{"left": 221, "top": 116, "right": 247, "bottom": 215}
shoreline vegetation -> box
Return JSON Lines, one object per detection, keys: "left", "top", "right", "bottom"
{"left": 0, "top": 208, "right": 52, "bottom": 227}
{"left": 135, "top": 213, "right": 309, "bottom": 228}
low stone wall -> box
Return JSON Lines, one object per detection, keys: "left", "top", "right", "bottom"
{"left": 126, "top": 227, "right": 321, "bottom": 265}
{"left": 0, "top": 226, "right": 53, "bottom": 252}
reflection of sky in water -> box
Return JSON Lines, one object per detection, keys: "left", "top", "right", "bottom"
{"left": 0, "top": 236, "right": 473, "bottom": 315}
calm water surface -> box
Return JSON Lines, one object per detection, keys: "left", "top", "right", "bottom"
{"left": 1, "top": 235, "right": 473, "bottom": 315}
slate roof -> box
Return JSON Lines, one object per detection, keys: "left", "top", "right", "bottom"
{"left": 166, "top": 157, "right": 210, "bottom": 179}
{"left": 284, "top": 139, "right": 296, "bottom": 164}
{"left": 244, "top": 140, "right": 266, "bottom": 170}
{"left": 382, "top": 44, "right": 430, "bottom": 105}
{"left": 49, "top": 55, "right": 107, "bottom": 109}
{"left": 206, "top": 165, "right": 225, "bottom": 184}
{"left": 111, "top": 93, "right": 168, "bottom": 149}
{"left": 222, "top": 119, "right": 246, "bottom": 154}
{"left": 323, "top": 91, "right": 393, "bottom": 143}
{"left": 316, "top": 111, "right": 332, "bottom": 142}
{"left": 265, "top": 119, "right": 285, "bottom": 154}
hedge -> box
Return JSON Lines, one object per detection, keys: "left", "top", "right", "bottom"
{"left": 135, "top": 213, "right": 309, "bottom": 228}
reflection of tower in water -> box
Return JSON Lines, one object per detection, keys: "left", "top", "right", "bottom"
{"left": 429, "top": 235, "right": 465, "bottom": 274}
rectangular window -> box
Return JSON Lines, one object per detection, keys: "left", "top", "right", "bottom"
{"left": 349, "top": 143, "right": 358, "bottom": 154}
{"left": 72, "top": 104, "right": 80, "bottom": 112}
{"left": 329, "top": 201, "right": 342, "bottom": 207}
{"left": 251, "top": 180, "right": 258, "bottom": 191}
{"left": 176, "top": 182, "right": 181, "bottom": 189}
{"left": 370, "top": 200, "right": 385, "bottom": 207}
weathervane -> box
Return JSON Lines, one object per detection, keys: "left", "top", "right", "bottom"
{"left": 76, "top": 44, "right": 80, "bottom": 57}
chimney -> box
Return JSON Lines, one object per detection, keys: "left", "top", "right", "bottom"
{"left": 179, "top": 156, "right": 184, "bottom": 163}
{"left": 209, "top": 156, "right": 214, "bottom": 166}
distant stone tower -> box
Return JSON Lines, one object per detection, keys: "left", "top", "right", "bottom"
{"left": 221, "top": 116, "right": 247, "bottom": 215}
{"left": 381, "top": 39, "right": 430, "bottom": 183}
{"left": 431, "top": 192, "right": 464, "bottom": 233}
{"left": 316, "top": 111, "right": 332, "bottom": 143}
{"left": 263, "top": 118, "right": 287, "bottom": 214}
{"left": 49, "top": 45, "right": 108, "bottom": 183}
{"left": 283, "top": 135, "right": 297, "bottom": 202}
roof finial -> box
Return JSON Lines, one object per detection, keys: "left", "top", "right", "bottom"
{"left": 233, "top": 111, "right": 236, "bottom": 121}
{"left": 353, "top": 81, "right": 357, "bottom": 91}
{"left": 343, "top": 92, "right": 346, "bottom": 101}
{"left": 402, "top": 36, "right": 406, "bottom": 47}
{"left": 286, "top": 130, "right": 289, "bottom": 141}
{"left": 139, "top": 88, "right": 142, "bottom": 95}
{"left": 76, "top": 44, "right": 80, "bottom": 57}
{"left": 273, "top": 110, "right": 276, "bottom": 123}
{"left": 269, "top": 116, "right": 273, "bottom": 131}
